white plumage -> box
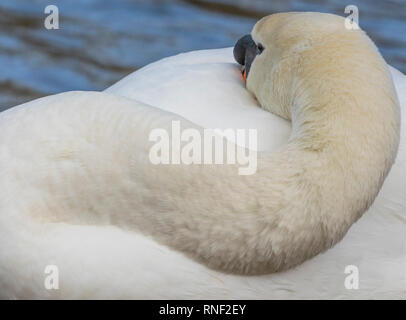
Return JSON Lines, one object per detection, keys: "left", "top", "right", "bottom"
{"left": 0, "top": 45, "right": 405, "bottom": 298}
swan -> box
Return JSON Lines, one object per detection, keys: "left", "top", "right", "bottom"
{"left": 1, "top": 12, "right": 405, "bottom": 298}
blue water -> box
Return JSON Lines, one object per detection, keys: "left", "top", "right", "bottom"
{"left": 1, "top": 0, "right": 405, "bottom": 110}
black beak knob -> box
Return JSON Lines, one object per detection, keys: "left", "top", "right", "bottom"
{"left": 233, "top": 34, "right": 255, "bottom": 66}
{"left": 233, "top": 34, "right": 258, "bottom": 79}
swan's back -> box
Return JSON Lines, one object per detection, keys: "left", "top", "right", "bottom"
{"left": 1, "top": 47, "right": 406, "bottom": 298}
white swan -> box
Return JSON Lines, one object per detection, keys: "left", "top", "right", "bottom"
{"left": 1, "top": 12, "right": 405, "bottom": 298}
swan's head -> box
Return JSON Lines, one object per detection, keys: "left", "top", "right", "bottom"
{"left": 234, "top": 12, "right": 349, "bottom": 118}
{"left": 233, "top": 13, "right": 306, "bottom": 117}
{"left": 233, "top": 14, "right": 291, "bottom": 86}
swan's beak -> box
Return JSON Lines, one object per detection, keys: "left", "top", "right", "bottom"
{"left": 233, "top": 34, "right": 256, "bottom": 83}
{"left": 242, "top": 68, "right": 247, "bottom": 83}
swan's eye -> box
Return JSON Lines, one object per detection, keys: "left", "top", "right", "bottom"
{"left": 257, "top": 43, "right": 264, "bottom": 55}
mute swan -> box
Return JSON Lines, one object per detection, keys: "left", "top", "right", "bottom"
{"left": 1, "top": 12, "right": 405, "bottom": 298}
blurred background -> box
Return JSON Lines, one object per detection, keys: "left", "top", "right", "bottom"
{"left": 1, "top": 0, "right": 405, "bottom": 111}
